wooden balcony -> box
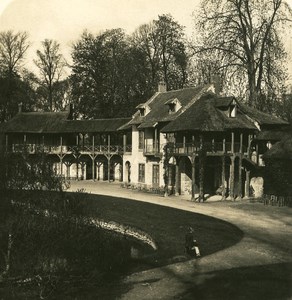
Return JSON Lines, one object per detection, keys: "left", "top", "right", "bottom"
{"left": 171, "top": 142, "right": 248, "bottom": 156}
{"left": 143, "top": 143, "right": 163, "bottom": 157}
{"left": 9, "top": 144, "right": 132, "bottom": 155}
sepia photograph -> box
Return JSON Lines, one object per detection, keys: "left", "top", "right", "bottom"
{"left": 0, "top": 0, "right": 292, "bottom": 299}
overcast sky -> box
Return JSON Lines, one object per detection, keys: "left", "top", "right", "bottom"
{"left": 1, "top": 0, "right": 292, "bottom": 80}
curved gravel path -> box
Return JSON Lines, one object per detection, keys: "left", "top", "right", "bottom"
{"left": 69, "top": 181, "right": 292, "bottom": 300}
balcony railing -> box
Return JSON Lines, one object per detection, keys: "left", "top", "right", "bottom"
{"left": 170, "top": 142, "right": 248, "bottom": 155}
{"left": 143, "top": 143, "right": 162, "bottom": 155}
{"left": 9, "top": 144, "right": 132, "bottom": 154}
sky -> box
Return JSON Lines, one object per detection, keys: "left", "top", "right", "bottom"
{"left": 1, "top": 0, "right": 292, "bottom": 80}
{"left": 0, "top": 0, "right": 198, "bottom": 73}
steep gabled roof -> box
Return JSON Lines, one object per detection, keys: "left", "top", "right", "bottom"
{"left": 240, "top": 104, "right": 288, "bottom": 126}
{"left": 126, "top": 84, "right": 214, "bottom": 129}
{"left": 161, "top": 94, "right": 257, "bottom": 133}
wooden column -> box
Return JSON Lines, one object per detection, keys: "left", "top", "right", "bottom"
{"left": 60, "top": 136, "right": 63, "bottom": 176}
{"left": 92, "top": 135, "right": 95, "bottom": 181}
{"left": 256, "top": 143, "right": 259, "bottom": 165}
{"left": 221, "top": 155, "right": 226, "bottom": 200}
{"left": 183, "top": 134, "right": 186, "bottom": 153}
{"left": 123, "top": 134, "right": 127, "bottom": 152}
{"left": 5, "top": 134, "right": 8, "bottom": 151}
{"left": 240, "top": 133, "right": 243, "bottom": 154}
{"left": 108, "top": 134, "right": 111, "bottom": 151}
{"left": 154, "top": 128, "right": 158, "bottom": 152}
{"left": 175, "top": 161, "right": 180, "bottom": 196}
{"left": 76, "top": 134, "right": 79, "bottom": 146}
{"left": 191, "top": 156, "right": 196, "bottom": 201}
{"left": 231, "top": 131, "right": 234, "bottom": 153}
{"left": 108, "top": 157, "right": 111, "bottom": 182}
{"left": 199, "top": 134, "right": 204, "bottom": 202}
{"left": 244, "top": 169, "right": 250, "bottom": 199}
{"left": 238, "top": 156, "right": 242, "bottom": 200}
{"left": 229, "top": 156, "right": 235, "bottom": 201}
{"left": 247, "top": 134, "right": 252, "bottom": 156}
{"left": 223, "top": 138, "right": 226, "bottom": 153}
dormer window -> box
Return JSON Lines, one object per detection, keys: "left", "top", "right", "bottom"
{"left": 136, "top": 103, "right": 150, "bottom": 117}
{"left": 165, "top": 98, "right": 182, "bottom": 114}
{"left": 229, "top": 99, "right": 237, "bottom": 118}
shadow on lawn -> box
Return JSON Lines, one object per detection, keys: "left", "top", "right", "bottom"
{"left": 177, "top": 262, "right": 292, "bottom": 300}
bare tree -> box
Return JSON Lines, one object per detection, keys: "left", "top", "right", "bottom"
{"left": 34, "top": 39, "right": 66, "bottom": 111}
{"left": 194, "top": 0, "right": 291, "bottom": 111}
{"left": 0, "top": 30, "right": 29, "bottom": 76}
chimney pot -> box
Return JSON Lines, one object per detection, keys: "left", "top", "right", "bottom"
{"left": 158, "top": 81, "right": 167, "bottom": 93}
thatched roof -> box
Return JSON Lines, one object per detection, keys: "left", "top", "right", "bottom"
{"left": 1, "top": 111, "right": 130, "bottom": 134}
{"left": 240, "top": 104, "right": 288, "bottom": 126}
{"left": 255, "top": 129, "right": 291, "bottom": 141}
{"left": 263, "top": 134, "right": 292, "bottom": 160}
{"left": 1, "top": 111, "right": 70, "bottom": 133}
{"left": 61, "top": 118, "right": 131, "bottom": 133}
{"left": 126, "top": 84, "right": 214, "bottom": 128}
{"left": 162, "top": 94, "right": 257, "bottom": 133}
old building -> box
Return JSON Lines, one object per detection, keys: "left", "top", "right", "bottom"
{"left": 1, "top": 83, "right": 289, "bottom": 200}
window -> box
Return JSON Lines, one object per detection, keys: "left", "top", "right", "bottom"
{"left": 152, "top": 165, "right": 159, "bottom": 187}
{"left": 138, "top": 130, "right": 144, "bottom": 150}
{"left": 230, "top": 105, "right": 237, "bottom": 117}
{"left": 138, "top": 163, "right": 145, "bottom": 183}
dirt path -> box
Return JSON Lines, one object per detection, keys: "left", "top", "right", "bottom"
{"left": 69, "top": 181, "right": 292, "bottom": 299}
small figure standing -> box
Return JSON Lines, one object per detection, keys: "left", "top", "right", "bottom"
{"left": 185, "top": 226, "right": 201, "bottom": 257}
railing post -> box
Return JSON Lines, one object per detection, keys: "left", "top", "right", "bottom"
{"left": 231, "top": 131, "right": 234, "bottom": 153}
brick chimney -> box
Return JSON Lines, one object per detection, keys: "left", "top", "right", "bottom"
{"left": 158, "top": 81, "right": 167, "bottom": 93}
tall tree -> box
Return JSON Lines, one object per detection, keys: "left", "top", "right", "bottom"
{"left": 0, "top": 31, "right": 30, "bottom": 121}
{"left": 132, "top": 14, "right": 188, "bottom": 91}
{"left": 0, "top": 30, "right": 29, "bottom": 76}
{"left": 34, "top": 39, "right": 66, "bottom": 111}
{"left": 194, "top": 0, "right": 291, "bottom": 111}
{"left": 71, "top": 29, "right": 152, "bottom": 118}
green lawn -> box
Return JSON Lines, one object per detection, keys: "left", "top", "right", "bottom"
{"left": 65, "top": 191, "right": 243, "bottom": 268}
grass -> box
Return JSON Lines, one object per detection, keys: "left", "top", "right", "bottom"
{"left": 0, "top": 190, "right": 244, "bottom": 299}
{"left": 60, "top": 191, "right": 244, "bottom": 269}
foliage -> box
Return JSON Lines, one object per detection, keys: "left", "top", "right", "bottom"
{"left": 132, "top": 14, "right": 188, "bottom": 91}
{"left": 193, "top": 0, "right": 292, "bottom": 112}
{"left": 71, "top": 15, "right": 189, "bottom": 119}
{"left": 0, "top": 190, "right": 132, "bottom": 298}
{"left": 0, "top": 30, "right": 32, "bottom": 122}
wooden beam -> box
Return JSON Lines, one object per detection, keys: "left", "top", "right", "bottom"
{"left": 238, "top": 156, "right": 242, "bottom": 200}
{"left": 229, "top": 157, "right": 235, "bottom": 201}
{"left": 175, "top": 160, "right": 180, "bottom": 196}
{"left": 244, "top": 169, "right": 250, "bottom": 199}
{"left": 231, "top": 131, "right": 234, "bottom": 153}
{"left": 221, "top": 156, "right": 226, "bottom": 200}
{"left": 191, "top": 156, "right": 196, "bottom": 201}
